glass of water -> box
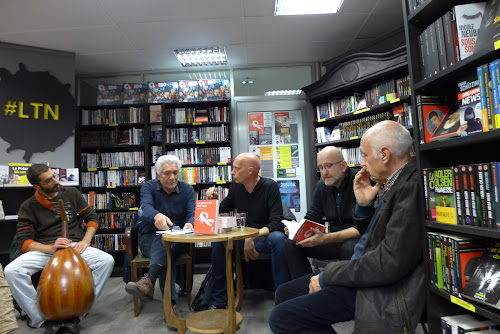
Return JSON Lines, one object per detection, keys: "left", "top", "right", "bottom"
{"left": 236, "top": 213, "right": 246, "bottom": 229}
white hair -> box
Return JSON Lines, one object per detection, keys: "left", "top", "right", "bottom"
{"left": 363, "top": 121, "right": 412, "bottom": 159}
{"left": 155, "top": 155, "right": 181, "bottom": 174}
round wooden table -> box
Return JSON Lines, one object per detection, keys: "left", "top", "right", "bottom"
{"left": 162, "top": 227, "right": 259, "bottom": 334}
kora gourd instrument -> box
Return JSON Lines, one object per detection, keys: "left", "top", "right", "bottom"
{"left": 37, "top": 199, "right": 94, "bottom": 320}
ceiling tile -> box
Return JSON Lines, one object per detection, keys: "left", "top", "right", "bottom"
{"left": 98, "top": 0, "right": 244, "bottom": 22}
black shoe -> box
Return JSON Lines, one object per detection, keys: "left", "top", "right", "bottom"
{"left": 40, "top": 320, "right": 63, "bottom": 334}
{"left": 59, "top": 318, "right": 80, "bottom": 334}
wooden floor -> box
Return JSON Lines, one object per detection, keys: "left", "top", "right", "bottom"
{"left": 12, "top": 275, "right": 425, "bottom": 334}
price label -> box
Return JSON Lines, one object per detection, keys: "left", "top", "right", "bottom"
{"left": 87, "top": 168, "right": 97, "bottom": 171}
{"left": 217, "top": 162, "right": 227, "bottom": 165}
{"left": 129, "top": 207, "right": 139, "bottom": 211}
{"left": 450, "top": 296, "right": 475, "bottom": 313}
{"left": 196, "top": 141, "right": 206, "bottom": 144}
{"left": 216, "top": 181, "right": 226, "bottom": 184}
{"left": 354, "top": 108, "right": 370, "bottom": 114}
{"left": 495, "top": 40, "right": 500, "bottom": 50}
{"left": 390, "top": 98, "right": 400, "bottom": 104}
{"left": 109, "top": 167, "right": 118, "bottom": 170}
{"left": 107, "top": 186, "right": 116, "bottom": 189}
{"left": 192, "top": 122, "right": 202, "bottom": 125}
{"left": 108, "top": 123, "right": 118, "bottom": 127}
{"left": 350, "top": 136, "right": 359, "bottom": 140}
{"left": 318, "top": 118, "right": 326, "bottom": 122}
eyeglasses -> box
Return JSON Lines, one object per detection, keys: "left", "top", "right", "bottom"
{"left": 41, "top": 174, "right": 59, "bottom": 185}
{"left": 316, "top": 160, "right": 343, "bottom": 173}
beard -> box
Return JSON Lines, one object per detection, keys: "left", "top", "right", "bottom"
{"left": 40, "top": 183, "right": 60, "bottom": 195}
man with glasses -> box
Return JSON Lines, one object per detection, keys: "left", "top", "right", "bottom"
{"left": 125, "top": 155, "right": 195, "bottom": 323}
{"left": 4, "top": 164, "right": 114, "bottom": 333}
{"left": 284, "top": 146, "right": 360, "bottom": 279}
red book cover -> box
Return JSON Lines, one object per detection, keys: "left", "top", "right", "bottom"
{"left": 194, "top": 200, "right": 219, "bottom": 234}
{"left": 293, "top": 219, "right": 327, "bottom": 242}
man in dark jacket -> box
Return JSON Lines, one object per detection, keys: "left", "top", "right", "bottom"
{"left": 269, "top": 120, "right": 425, "bottom": 333}
{"left": 284, "top": 146, "right": 360, "bottom": 279}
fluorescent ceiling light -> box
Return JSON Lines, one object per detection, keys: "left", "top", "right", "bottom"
{"left": 275, "top": 0, "right": 344, "bottom": 15}
{"left": 174, "top": 47, "right": 228, "bottom": 67}
{"left": 265, "top": 90, "right": 303, "bottom": 96}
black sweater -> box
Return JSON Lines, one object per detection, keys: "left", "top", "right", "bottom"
{"left": 219, "top": 177, "right": 285, "bottom": 233}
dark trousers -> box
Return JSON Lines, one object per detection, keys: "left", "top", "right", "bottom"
{"left": 140, "top": 233, "right": 189, "bottom": 300}
{"left": 269, "top": 273, "right": 356, "bottom": 334}
{"left": 284, "top": 238, "right": 359, "bottom": 279}
{"left": 210, "top": 231, "right": 290, "bottom": 307}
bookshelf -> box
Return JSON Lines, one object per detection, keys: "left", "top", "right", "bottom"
{"left": 302, "top": 46, "right": 413, "bottom": 168}
{"left": 0, "top": 185, "right": 35, "bottom": 267}
{"left": 403, "top": 0, "right": 500, "bottom": 331}
{"left": 76, "top": 100, "right": 232, "bottom": 268}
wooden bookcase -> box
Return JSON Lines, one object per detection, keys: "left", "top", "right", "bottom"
{"left": 302, "top": 46, "right": 413, "bottom": 167}
{"left": 403, "top": 0, "right": 500, "bottom": 332}
{"left": 76, "top": 100, "right": 232, "bottom": 269}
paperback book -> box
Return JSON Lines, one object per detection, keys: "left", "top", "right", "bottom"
{"left": 194, "top": 200, "right": 219, "bottom": 234}
{"left": 292, "top": 219, "right": 327, "bottom": 242}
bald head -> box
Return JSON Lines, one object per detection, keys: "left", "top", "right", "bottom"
{"left": 232, "top": 152, "right": 261, "bottom": 186}
{"left": 318, "top": 146, "right": 344, "bottom": 163}
{"left": 362, "top": 120, "right": 412, "bottom": 159}
{"left": 317, "top": 146, "right": 347, "bottom": 188}
{"left": 235, "top": 153, "right": 261, "bottom": 171}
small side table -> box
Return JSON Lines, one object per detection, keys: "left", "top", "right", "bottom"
{"left": 162, "top": 227, "right": 259, "bottom": 334}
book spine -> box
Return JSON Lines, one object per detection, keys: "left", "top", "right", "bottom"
{"left": 494, "top": 162, "right": 500, "bottom": 228}
{"left": 467, "top": 164, "right": 480, "bottom": 227}
{"left": 427, "top": 24, "right": 440, "bottom": 76}
{"left": 450, "top": 8, "right": 461, "bottom": 62}
{"left": 491, "top": 60, "right": 500, "bottom": 129}
{"left": 442, "top": 11, "right": 456, "bottom": 66}
{"left": 476, "top": 164, "right": 489, "bottom": 228}
{"left": 453, "top": 166, "right": 464, "bottom": 225}
{"left": 477, "top": 65, "right": 490, "bottom": 132}
{"left": 483, "top": 162, "right": 496, "bottom": 229}
{"left": 483, "top": 63, "right": 494, "bottom": 131}
{"left": 435, "top": 17, "right": 448, "bottom": 71}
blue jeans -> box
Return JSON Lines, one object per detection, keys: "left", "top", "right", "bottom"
{"left": 140, "top": 233, "right": 188, "bottom": 300}
{"left": 269, "top": 273, "right": 357, "bottom": 334}
{"left": 210, "top": 231, "right": 290, "bottom": 307}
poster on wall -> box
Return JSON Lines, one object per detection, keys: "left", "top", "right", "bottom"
{"left": 276, "top": 145, "right": 300, "bottom": 178}
{"left": 248, "top": 112, "right": 272, "bottom": 145}
{"left": 274, "top": 111, "right": 298, "bottom": 144}
{"left": 0, "top": 47, "right": 76, "bottom": 167}
{"left": 278, "top": 179, "right": 300, "bottom": 212}
{"left": 249, "top": 146, "right": 274, "bottom": 178}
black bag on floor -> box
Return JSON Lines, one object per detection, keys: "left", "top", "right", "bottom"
{"left": 191, "top": 266, "right": 213, "bottom": 311}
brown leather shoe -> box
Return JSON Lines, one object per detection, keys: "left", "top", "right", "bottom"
{"left": 125, "top": 275, "right": 154, "bottom": 301}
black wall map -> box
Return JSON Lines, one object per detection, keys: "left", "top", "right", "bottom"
{"left": 0, "top": 63, "right": 76, "bottom": 161}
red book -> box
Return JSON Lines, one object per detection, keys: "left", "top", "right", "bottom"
{"left": 194, "top": 200, "right": 219, "bottom": 234}
{"left": 293, "top": 219, "right": 327, "bottom": 242}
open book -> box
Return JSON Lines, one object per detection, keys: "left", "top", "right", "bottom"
{"left": 285, "top": 219, "right": 326, "bottom": 242}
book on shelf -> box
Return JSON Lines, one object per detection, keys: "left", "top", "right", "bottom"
{"left": 150, "top": 125, "right": 162, "bottom": 142}
{"left": 477, "top": 63, "right": 495, "bottom": 131}
{"left": 193, "top": 200, "right": 219, "bottom": 234}
{"left": 452, "top": 3, "right": 486, "bottom": 61}
{"left": 8, "top": 163, "right": 31, "bottom": 186}
{"left": 195, "top": 109, "right": 209, "bottom": 122}
{"left": 457, "top": 72, "right": 483, "bottom": 136}
{"left": 474, "top": 0, "right": 500, "bottom": 55}
{"left": 416, "top": 95, "right": 450, "bottom": 144}
{"left": 149, "top": 104, "right": 162, "bottom": 122}
{"left": 462, "top": 241, "right": 500, "bottom": 310}
{"left": 489, "top": 59, "right": 500, "bottom": 129}
{"left": 289, "top": 219, "right": 326, "bottom": 242}
{"left": 0, "top": 200, "right": 4, "bottom": 219}
{"left": 424, "top": 167, "right": 455, "bottom": 224}
{"left": 441, "top": 10, "right": 458, "bottom": 67}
